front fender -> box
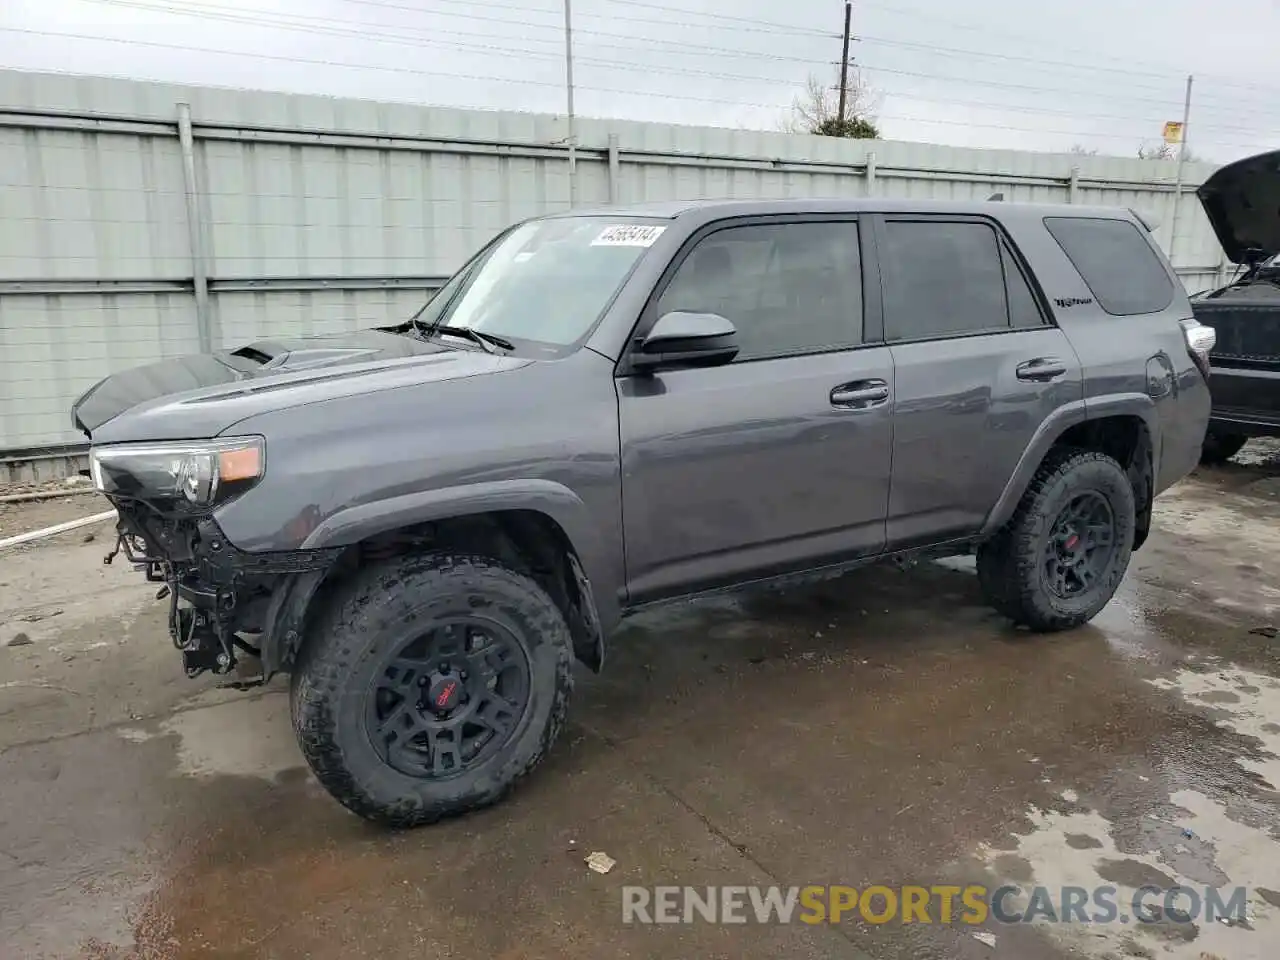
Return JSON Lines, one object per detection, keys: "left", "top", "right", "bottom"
{"left": 981, "top": 394, "right": 1159, "bottom": 536}
{"left": 299, "top": 478, "right": 620, "bottom": 632}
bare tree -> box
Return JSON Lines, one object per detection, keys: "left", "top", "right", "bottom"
{"left": 784, "top": 70, "right": 882, "bottom": 139}
{"left": 1069, "top": 144, "right": 1099, "bottom": 156}
{"left": 1138, "top": 141, "right": 1202, "bottom": 162}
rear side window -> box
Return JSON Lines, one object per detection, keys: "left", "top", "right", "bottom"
{"left": 1043, "top": 217, "right": 1173, "bottom": 316}
{"left": 881, "top": 220, "right": 1012, "bottom": 341}
{"left": 1002, "top": 245, "right": 1045, "bottom": 329}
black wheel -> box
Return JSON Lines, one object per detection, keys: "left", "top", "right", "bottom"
{"left": 977, "top": 449, "right": 1135, "bottom": 631}
{"left": 290, "top": 552, "right": 573, "bottom": 827}
{"left": 1199, "top": 431, "right": 1248, "bottom": 465}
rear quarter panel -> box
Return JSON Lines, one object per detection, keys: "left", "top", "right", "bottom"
{"left": 1000, "top": 211, "right": 1209, "bottom": 494}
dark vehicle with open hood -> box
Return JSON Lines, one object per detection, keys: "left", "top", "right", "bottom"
{"left": 1190, "top": 148, "right": 1280, "bottom": 462}
{"left": 73, "top": 198, "right": 1213, "bottom": 826}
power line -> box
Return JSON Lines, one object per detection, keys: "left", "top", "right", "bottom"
{"left": 74, "top": 0, "right": 1251, "bottom": 128}
{"left": 70, "top": 0, "right": 1182, "bottom": 122}
{"left": 10, "top": 7, "right": 1280, "bottom": 151}
{"left": 95, "top": 0, "right": 837, "bottom": 67}
{"left": 854, "top": 34, "right": 1189, "bottom": 91}
{"left": 323, "top": 0, "right": 836, "bottom": 40}
{"left": 321, "top": 0, "right": 1280, "bottom": 106}
{"left": 858, "top": 0, "right": 1280, "bottom": 99}
{"left": 599, "top": 0, "right": 835, "bottom": 36}
{"left": 15, "top": 25, "right": 1280, "bottom": 149}
{"left": 76, "top": 0, "right": 825, "bottom": 88}
{"left": 15, "top": 57, "right": 1280, "bottom": 152}
{"left": 88, "top": 0, "right": 1280, "bottom": 119}
{"left": 856, "top": 0, "right": 1186, "bottom": 79}
{"left": 854, "top": 60, "right": 1183, "bottom": 110}
{"left": 608, "top": 0, "right": 1235, "bottom": 93}
{"left": 0, "top": 26, "right": 572, "bottom": 90}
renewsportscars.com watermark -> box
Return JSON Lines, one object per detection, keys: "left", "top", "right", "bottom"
{"left": 621, "top": 885, "right": 1250, "bottom": 926}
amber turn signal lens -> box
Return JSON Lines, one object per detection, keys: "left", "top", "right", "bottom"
{"left": 218, "top": 445, "right": 262, "bottom": 482}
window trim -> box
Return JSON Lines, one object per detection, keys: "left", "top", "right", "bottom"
{"left": 1042, "top": 215, "right": 1175, "bottom": 317}
{"left": 870, "top": 213, "right": 1053, "bottom": 346}
{"left": 998, "top": 238, "right": 1051, "bottom": 331}
{"left": 616, "top": 214, "right": 877, "bottom": 376}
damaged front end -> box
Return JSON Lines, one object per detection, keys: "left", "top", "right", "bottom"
{"left": 91, "top": 437, "right": 335, "bottom": 680}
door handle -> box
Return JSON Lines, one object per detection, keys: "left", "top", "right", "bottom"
{"left": 830, "top": 379, "right": 890, "bottom": 408}
{"left": 1016, "top": 357, "right": 1068, "bottom": 382}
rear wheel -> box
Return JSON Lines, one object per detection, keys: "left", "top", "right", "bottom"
{"left": 1199, "top": 431, "right": 1248, "bottom": 465}
{"left": 290, "top": 552, "right": 573, "bottom": 827}
{"left": 977, "top": 449, "right": 1135, "bottom": 631}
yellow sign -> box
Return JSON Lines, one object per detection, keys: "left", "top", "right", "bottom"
{"left": 1163, "top": 121, "right": 1184, "bottom": 144}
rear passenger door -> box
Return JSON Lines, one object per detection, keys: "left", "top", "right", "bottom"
{"left": 873, "top": 215, "right": 1084, "bottom": 548}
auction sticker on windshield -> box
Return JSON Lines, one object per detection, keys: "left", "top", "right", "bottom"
{"left": 592, "top": 224, "right": 667, "bottom": 247}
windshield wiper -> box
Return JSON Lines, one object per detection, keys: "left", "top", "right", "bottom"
{"left": 423, "top": 324, "right": 514, "bottom": 354}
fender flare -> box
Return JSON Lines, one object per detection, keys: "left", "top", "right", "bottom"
{"left": 267, "top": 479, "right": 618, "bottom": 671}
{"left": 981, "top": 394, "right": 1159, "bottom": 537}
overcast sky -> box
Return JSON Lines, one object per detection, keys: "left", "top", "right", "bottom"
{"left": 2, "top": 0, "right": 1279, "bottom": 163}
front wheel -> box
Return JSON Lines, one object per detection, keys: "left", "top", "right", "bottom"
{"left": 290, "top": 552, "right": 573, "bottom": 827}
{"left": 977, "top": 449, "right": 1135, "bottom": 631}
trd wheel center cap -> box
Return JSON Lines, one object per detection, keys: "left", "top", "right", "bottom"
{"left": 1062, "top": 531, "right": 1084, "bottom": 561}
{"left": 427, "top": 676, "right": 463, "bottom": 712}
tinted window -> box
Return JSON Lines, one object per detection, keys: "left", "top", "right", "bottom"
{"left": 1044, "top": 216, "right": 1173, "bottom": 315}
{"left": 882, "top": 221, "right": 1009, "bottom": 341}
{"left": 656, "top": 221, "right": 861, "bottom": 361}
{"left": 1002, "top": 244, "right": 1046, "bottom": 329}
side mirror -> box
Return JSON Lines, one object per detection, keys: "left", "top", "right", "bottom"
{"left": 632, "top": 311, "right": 739, "bottom": 371}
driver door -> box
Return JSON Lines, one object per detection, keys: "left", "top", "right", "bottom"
{"left": 616, "top": 217, "right": 895, "bottom": 602}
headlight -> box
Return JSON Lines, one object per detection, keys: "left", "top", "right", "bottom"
{"left": 89, "top": 437, "right": 264, "bottom": 508}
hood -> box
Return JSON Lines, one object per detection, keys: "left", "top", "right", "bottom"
{"left": 1197, "top": 149, "right": 1280, "bottom": 264}
{"left": 73, "top": 328, "right": 530, "bottom": 442}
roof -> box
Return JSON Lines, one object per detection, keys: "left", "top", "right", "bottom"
{"left": 554, "top": 197, "right": 1142, "bottom": 223}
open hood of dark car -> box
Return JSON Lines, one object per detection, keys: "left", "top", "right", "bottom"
{"left": 1197, "top": 149, "right": 1280, "bottom": 264}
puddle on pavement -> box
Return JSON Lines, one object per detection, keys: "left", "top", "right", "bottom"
{"left": 1148, "top": 666, "right": 1280, "bottom": 789}
{"left": 7, "top": 471, "right": 1280, "bottom": 960}
{"left": 118, "top": 692, "right": 306, "bottom": 781}
{"left": 977, "top": 649, "right": 1280, "bottom": 959}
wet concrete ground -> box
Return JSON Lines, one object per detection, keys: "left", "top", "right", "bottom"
{"left": 3, "top": 444, "right": 1280, "bottom": 959}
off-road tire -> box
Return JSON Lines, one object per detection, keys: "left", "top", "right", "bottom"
{"left": 1199, "top": 431, "right": 1248, "bottom": 465}
{"left": 976, "top": 449, "right": 1135, "bottom": 631}
{"left": 290, "top": 552, "right": 573, "bottom": 828}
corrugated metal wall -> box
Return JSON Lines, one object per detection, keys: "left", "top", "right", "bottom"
{"left": 0, "top": 68, "right": 1230, "bottom": 454}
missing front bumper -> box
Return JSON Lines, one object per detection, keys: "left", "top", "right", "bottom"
{"left": 103, "top": 508, "right": 337, "bottom": 679}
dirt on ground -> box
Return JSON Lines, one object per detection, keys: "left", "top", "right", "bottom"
{"left": 0, "top": 477, "right": 112, "bottom": 543}
{"left": 3, "top": 442, "right": 1280, "bottom": 959}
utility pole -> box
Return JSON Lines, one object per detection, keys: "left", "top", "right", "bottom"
{"left": 564, "top": 0, "right": 578, "bottom": 207}
{"left": 1169, "top": 74, "right": 1194, "bottom": 263}
{"left": 837, "top": 1, "right": 852, "bottom": 127}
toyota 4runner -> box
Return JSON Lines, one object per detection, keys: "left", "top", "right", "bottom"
{"left": 72, "top": 199, "right": 1214, "bottom": 826}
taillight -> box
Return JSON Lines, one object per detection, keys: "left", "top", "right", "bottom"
{"left": 1181, "top": 318, "right": 1215, "bottom": 381}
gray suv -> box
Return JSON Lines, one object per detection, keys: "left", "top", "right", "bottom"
{"left": 72, "top": 199, "right": 1214, "bottom": 826}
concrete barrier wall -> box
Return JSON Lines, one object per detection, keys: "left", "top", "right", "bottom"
{"left": 0, "top": 68, "right": 1229, "bottom": 454}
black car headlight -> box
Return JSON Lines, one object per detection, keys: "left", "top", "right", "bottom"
{"left": 89, "top": 437, "right": 265, "bottom": 508}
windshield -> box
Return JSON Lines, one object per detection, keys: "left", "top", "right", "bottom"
{"left": 417, "top": 216, "right": 667, "bottom": 349}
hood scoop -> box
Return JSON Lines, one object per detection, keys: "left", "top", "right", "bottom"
{"left": 234, "top": 341, "right": 385, "bottom": 373}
